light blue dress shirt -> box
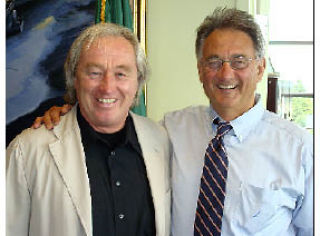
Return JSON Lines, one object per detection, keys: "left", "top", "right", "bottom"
{"left": 163, "top": 96, "right": 313, "bottom": 236}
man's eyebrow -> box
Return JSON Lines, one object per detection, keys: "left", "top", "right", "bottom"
{"left": 205, "top": 54, "right": 248, "bottom": 61}
{"left": 83, "top": 63, "right": 135, "bottom": 73}
{"left": 116, "top": 64, "right": 134, "bottom": 72}
{"left": 230, "top": 54, "right": 247, "bottom": 59}
{"left": 85, "top": 63, "right": 104, "bottom": 69}
{"left": 205, "top": 55, "right": 220, "bottom": 61}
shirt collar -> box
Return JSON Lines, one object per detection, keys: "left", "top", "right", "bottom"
{"left": 209, "top": 94, "right": 264, "bottom": 142}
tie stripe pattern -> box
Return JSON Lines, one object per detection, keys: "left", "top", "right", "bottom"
{"left": 194, "top": 119, "right": 232, "bottom": 236}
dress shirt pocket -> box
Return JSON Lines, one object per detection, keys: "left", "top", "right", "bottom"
{"left": 234, "top": 182, "right": 298, "bottom": 234}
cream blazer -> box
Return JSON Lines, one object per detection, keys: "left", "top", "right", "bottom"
{"left": 6, "top": 107, "right": 171, "bottom": 236}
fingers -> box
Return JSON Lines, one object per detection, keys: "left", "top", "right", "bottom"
{"left": 32, "top": 116, "right": 44, "bottom": 129}
{"left": 43, "top": 109, "right": 55, "bottom": 130}
{"left": 32, "top": 113, "right": 55, "bottom": 130}
{"left": 61, "top": 104, "right": 72, "bottom": 115}
{"left": 31, "top": 104, "right": 72, "bottom": 130}
{"left": 48, "top": 106, "right": 63, "bottom": 126}
{"left": 45, "top": 104, "right": 71, "bottom": 128}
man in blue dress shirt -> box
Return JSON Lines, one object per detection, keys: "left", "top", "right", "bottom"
{"left": 31, "top": 7, "right": 313, "bottom": 236}
{"left": 164, "top": 8, "right": 313, "bottom": 235}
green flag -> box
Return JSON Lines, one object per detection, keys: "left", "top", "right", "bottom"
{"left": 95, "top": 0, "right": 146, "bottom": 116}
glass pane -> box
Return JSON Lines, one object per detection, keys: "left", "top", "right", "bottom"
{"left": 269, "top": 0, "right": 313, "bottom": 41}
{"left": 268, "top": 44, "right": 313, "bottom": 130}
{"left": 280, "top": 96, "right": 313, "bottom": 132}
{"left": 268, "top": 44, "right": 313, "bottom": 93}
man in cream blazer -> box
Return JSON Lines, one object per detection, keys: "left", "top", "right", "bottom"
{"left": 6, "top": 23, "right": 171, "bottom": 236}
{"left": 6, "top": 108, "right": 171, "bottom": 236}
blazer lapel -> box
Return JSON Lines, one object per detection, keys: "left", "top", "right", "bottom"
{"left": 49, "top": 108, "right": 92, "bottom": 236}
{"left": 131, "top": 113, "right": 167, "bottom": 236}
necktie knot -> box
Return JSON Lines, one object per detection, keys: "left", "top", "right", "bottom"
{"left": 213, "top": 118, "right": 233, "bottom": 138}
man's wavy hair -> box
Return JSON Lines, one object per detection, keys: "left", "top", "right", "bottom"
{"left": 195, "top": 7, "right": 265, "bottom": 61}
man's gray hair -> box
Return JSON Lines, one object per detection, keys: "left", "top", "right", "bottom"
{"left": 64, "top": 22, "right": 147, "bottom": 105}
{"left": 195, "top": 7, "right": 265, "bottom": 61}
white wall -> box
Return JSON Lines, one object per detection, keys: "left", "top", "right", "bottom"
{"left": 146, "top": 0, "right": 236, "bottom": 121}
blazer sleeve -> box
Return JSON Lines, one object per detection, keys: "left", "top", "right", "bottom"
{"left": 6, "top": 136, "right": 31, "bottom": 236}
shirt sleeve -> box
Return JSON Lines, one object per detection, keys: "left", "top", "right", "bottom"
{"left": 292, "top": 140, "right": 313, "bottom": 235}
{"left": 6, "top": 136, "right": 31, "bottom": 236}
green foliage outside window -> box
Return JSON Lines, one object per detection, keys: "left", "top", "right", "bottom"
{"left": 290, "top": 80, "right": 313, "bottom": 130}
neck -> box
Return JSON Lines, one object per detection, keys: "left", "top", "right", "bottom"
{"left": 212, "top": 102, "right": 256, "bottom": 122}
{"left": 215, "top": 109, "right": 241, "bottom": 122}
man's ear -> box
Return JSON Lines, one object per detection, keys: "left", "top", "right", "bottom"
{"left": 257, "top": 57, "right": 266, "bottom": 82}
{"left": 197, "top": 61, "right": 204, "bottom": 83}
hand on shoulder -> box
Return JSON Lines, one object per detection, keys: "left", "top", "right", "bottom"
{"left": 32, "top": 104, "right": 72, "bottom": 130}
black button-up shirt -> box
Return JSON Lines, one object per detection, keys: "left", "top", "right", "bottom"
{"left": 77, "top": 108, "right": 156, "bottom": 236}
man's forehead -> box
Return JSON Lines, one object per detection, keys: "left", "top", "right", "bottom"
{"left": 202, "top": 29, "right": 255, "bottom": 57}
{"left": 82, "top": 36, "right": 134, "bottom": 52}
{"left": 79, "top": 37, "right": 136, "bottom": 62}
{"left": 205, "top": 29, "right": 253, "bottom": 44}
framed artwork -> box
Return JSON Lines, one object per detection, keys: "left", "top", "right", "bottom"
{"left": 6, "top": 0, "right": 96, "bottom": 124}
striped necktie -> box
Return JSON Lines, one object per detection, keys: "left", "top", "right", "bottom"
{"left": 194, "top": 118, "right": 233, "bottom": 236}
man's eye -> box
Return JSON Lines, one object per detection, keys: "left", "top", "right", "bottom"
{"left": 88, "top": 71, "right": 102, "bottom": 79}
{"left": 232, "top": 59, "right": 248, "bottom": 69}
{"left": 207, "top": 60, "right": 221, "bottom": 68}
{"left": 233, "top": 59, "right": 246, "bottom": 64}
{"left": 115, "top": 72, "right": 127, "bottom": 79}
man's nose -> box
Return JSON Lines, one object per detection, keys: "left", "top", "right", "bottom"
{"left": 217, "top": 61, "right": 234, "bottom": 78}
{"left": 99, "top": 73, "right": 115, "bottom": 92}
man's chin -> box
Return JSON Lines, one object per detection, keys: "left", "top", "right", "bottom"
{"left": 210, "top": 99, "right": 241, "bottom": 112}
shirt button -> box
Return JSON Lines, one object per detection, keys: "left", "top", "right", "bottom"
{"left": 115, "top": 180, "right": 121, "bottom": 187}
{"left": 118, "top": 214, "right": 125, "bottom": 220}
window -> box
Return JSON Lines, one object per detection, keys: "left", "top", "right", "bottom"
{"left": 268, "top": 0, "right": 313, "bottom": 132}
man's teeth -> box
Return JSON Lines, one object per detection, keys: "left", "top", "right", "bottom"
{"left": 98, "top": 98, "right": 116, "bottom": 103}
{"left": 218, "top": 85, "right": 236, "bottom": 89}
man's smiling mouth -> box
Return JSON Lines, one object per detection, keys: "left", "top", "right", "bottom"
{"left": 97, "top": 98, "right": 117, "bottom": 104}
{"left": 218, "top": 84, "right": 236, "bottom": 89}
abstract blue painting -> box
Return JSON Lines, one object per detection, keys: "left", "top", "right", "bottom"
{"left": 6, "top": 0, "right": 96, "bottom": 124}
